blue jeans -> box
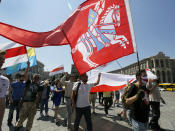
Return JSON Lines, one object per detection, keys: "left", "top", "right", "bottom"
{"left": 40, "top": 99, "right": 48, "bottom": 115}
{"left": 74, "top": 106, "right": 92, "bottom": 131}
{"left": 132, "top": 118, "right": 148, "bottom": 131}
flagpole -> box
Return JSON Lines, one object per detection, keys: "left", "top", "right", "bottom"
{"left": 115, "top": 60, "right": 123, "bottom": 74}
{"left": 125, "top": 0, "right": 140, "bottom": 72}
{"left": 136, "top": 51, "right": 140, "bottom": 72}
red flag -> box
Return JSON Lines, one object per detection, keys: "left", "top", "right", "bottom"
{"left": 0, "top": 23, "right": 68, "bottom": 47}
{"left": 65, "top": 0, "right": 136, "bottom": 74}
{"left": 0, "top": 0, "right": 136, "bottom": 74}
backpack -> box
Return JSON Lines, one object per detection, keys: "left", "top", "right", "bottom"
{"left": 121, "top": 82, "right": 139, "bottom": 109}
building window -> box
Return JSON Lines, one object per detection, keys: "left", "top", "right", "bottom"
{"left": 143, "top": 63, "right": 146, "bottom": 69}
{"left": 162, "top": 71, "right": 166, "bottom": 83}
{"left": 170, "top": 60, "right": 174, "bottom": 68}
{"left": 173, "top": 71, "right": 175, "bottom": 83}
{"left": 155, "top": 59, "right": 159, "bottom": 67}
{"left": 156, "top": 70, "right": 160, "bottom": 79}
{"left": 166, "top": 60, "right": 169, "bottom": 68}
{"left": 151, "top": 60, "right": 154, "bottom": 68}
{"left": 167, "top": 71, "right": 171, "bottom": 83}
{"left": 160, "top": 59, "right": 164, "bottom": 68}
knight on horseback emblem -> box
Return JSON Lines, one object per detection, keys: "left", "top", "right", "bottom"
{"left": 72, "top": 0, "right": 129, "bottom": 68}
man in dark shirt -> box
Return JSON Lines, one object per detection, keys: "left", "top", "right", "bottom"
{"left": 7, "top": 74, "right": 25, "bottom": 126}
{"left": 126, "top": 69, "right": 150, "bottom": 131}
{"left": 15, "top": 62, "right": 43, "bottom": 131}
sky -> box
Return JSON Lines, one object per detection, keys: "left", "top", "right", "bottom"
{"left": 0, "top": 0, "right": 175, "bottom": 73}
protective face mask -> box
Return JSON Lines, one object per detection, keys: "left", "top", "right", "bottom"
{"left": 141, "top": 76, "right": 148, "bottom": 85}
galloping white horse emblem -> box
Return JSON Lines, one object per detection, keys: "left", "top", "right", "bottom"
{"left": 72, "top": 0, "right": 129, "bottom": 68}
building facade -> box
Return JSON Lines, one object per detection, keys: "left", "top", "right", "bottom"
{"left": 110, "top": 52, "right": 175, "bottom": 83}
{"left": 71, "top": 64, "right": 80, "bottom": 79}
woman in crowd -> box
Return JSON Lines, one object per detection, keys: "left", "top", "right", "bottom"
{"left": 53, "top": 79, "right": 63, "bottom": 125}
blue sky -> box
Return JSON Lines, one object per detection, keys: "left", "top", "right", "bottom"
{"left": 0, "top": 0, "right": 175, "bottom": 73}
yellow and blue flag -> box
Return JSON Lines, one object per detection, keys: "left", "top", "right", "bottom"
{"left": 6, "top": 48, "right": 37, "bottom": 75}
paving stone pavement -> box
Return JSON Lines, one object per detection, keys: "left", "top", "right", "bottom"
{"left": 2, "top": 92, "right": 175, "bottom": 131}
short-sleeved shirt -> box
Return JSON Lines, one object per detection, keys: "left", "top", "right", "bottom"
{"left": 54, "top": 85, "right": 62, "bottom": 99}
{"left": 61, "top": 76, "right": 74, "bottom": 98}
{"left": 11, "top": 81, "right": 26, "bottom": 100}
{"left": 0, "top": 75, "right": 9, "bottom": 98}
{"left": 127, "top": 84, "right": 150, "bottom": 123}
{"left": 41, "top": 87, "right": 47, "bottom": 99}
{"left": 149, "top": 84, "right": 161, "bottom": 102}
{"left": 73, "top": 82, "right": 94, "bottom": 108}
{"left": 23, "top": 80, "right": 43, "bottom": 102}
{"left": 103, "top": 92, "right": 112, "bottom": 98}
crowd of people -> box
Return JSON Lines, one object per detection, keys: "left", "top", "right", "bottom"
{"left": 0, "top": 49, "right": 166, "bottom": 131}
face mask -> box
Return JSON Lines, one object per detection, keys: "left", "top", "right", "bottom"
{"left": 141, "top": 76, "right": 148, "bottom": 85}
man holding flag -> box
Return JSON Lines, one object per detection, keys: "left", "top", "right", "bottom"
{"left": 15, "top": 62, "right": 43, "bottom": 131}
{"left": 72, "top": 73, "right": 101, "bottom": 131}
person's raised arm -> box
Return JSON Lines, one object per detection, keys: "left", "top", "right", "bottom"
{"left": 126, "top": 89, "right": 145, "bottom": 105}
{"left": 24, "top": 61, "right": 30, "bottom": 81}
{"left": 94, "top": 73, "right": 101, "bottom": 86}
{"left": 60, "top": 72, "right": 68, "bottom": 85}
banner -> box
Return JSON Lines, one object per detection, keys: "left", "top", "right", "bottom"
{"left": 89, "top": 70, "right": 135, "bottom": 92}
{"left": 89, "top": 69, "right": 157, "bottom": 92}
{"left": 49, "top": 65, "right": 64, "bottom": 76}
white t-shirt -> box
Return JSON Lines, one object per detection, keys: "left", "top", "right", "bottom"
{"left": 0, "top": 75, "right": 9, "bottom": 98}
{"left": 73, "top": 82, "right": 94, "bottom": 108}
{"left": 149, "top": 86, "right": 161, "bottom": 102}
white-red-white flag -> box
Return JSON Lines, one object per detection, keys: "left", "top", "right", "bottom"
{"left": 89, "top": 69, "right": 158, "bottom": 92}
{"left": 0, "top": 42, "right": 28, "bottom": 68}
{"left": 89, "top": 70, "right": 135, "bottom": 92}
{"left": 49, "top": 65, "right": 64, "bottom": 76}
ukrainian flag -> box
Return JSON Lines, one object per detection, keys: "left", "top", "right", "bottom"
{"left": 6, "top": 48, "right": 37, "bottom": 75}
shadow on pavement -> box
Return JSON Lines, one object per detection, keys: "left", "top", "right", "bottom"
{"left": 8, "top": 125, "right": 26, "bottom": 131}
{"left": 57, "top": 106, "right": 132, "bottom": 131}
{"left": 37, "top": 116, "right": 55, "bottom": 123}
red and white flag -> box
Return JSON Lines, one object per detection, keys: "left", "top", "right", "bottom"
{"left": 0, "top": 0, "right": 136, "bottom": 74}
{"left": 89, "top": 70, "right": 135, "bottom": 92}
{"left": 89, "top": 69, "right": 157, "bottom": 92}
{"left": 49, "top": 65, "right": 64, "bottom": 76}
{"left": 145, "top": 68, "right": 157, "bottom": 80}
{"left": 0, "top": 42, "right": 28, "bottom": 68}
{"left": 69, "top": 0, "right": 136, "bottom": 74}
